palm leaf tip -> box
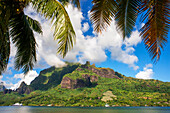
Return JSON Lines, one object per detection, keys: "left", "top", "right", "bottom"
{"left": 53, "top": 1, "right": 76, "bottom": 58}
{"left": 33, "top": 0, "right": 76, "bottom": 58}
{"left": 115, "top": 0, "right": 141, "bottom": 40}
{"left": 26, "top": 15, "right": 43, "bottom": 34}
{"left": 90, "top": 0, "right": 118, "bottom": 33}
{"left": 9, "top": 12, "right": 37, "bottom": 74}
{"left": 140, "top": 0, "right": 170, "bottom": 62}
{"left": 0, "top": 28, "right": 10, "bottom": 75}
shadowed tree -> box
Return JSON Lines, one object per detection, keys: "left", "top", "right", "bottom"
{"left": 0, "top": 0, "right": 80, "bottom": 74}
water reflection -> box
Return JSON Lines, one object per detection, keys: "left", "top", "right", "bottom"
{"left": 17, "top": 106, "right": 31, "bottom": 113}
{"left": 0, "top": 106, "right": 169, "bottom": 113}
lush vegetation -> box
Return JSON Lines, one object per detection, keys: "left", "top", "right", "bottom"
{"left": 0, "top": 62, "right": 169, "bottom": 107}
{"left": 30, "top": 62, "right": 80, "bottom": 90}
{"left": 0, "top": 79, "right": 169, "bottom": 107}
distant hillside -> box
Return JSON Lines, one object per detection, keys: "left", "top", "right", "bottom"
{"left": 0, "top": 61, "right": 169, "bottom": 107}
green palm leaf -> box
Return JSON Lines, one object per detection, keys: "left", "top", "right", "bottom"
{"left": 26, "top": 15, "right": 43, "bottom": 34}
{"left": 32, "top": 0, "right": 76, "bottom": 58}
{"left": 9, "top": 12, "right": 37, "bottom": 74}
{"left": 115, "top": 0, "right": 141, "bottom": 39}
{"left": 90, "top": 0, "right": 118, "bottom": 33}
{"left": 140, "top": 0, "right": 170, "bottom": 62}
{"left": 0, "top": 28, "right": 10, "bottom": 75}
{"left": 0, "top": 3, "right": 11, "bottom": 74}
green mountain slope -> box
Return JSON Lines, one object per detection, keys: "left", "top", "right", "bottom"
{"left": 0, "top": 62, "right": 169, "bottom": 106}
{"left": 30, "top": 62, "right": 80, "bottom": 90}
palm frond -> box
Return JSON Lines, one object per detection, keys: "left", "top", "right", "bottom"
{"left": 90, "top": 0, "right": 118, "bottom": 33}
{"left": 9, "top": 12, "right": 37, "bottom": 74}
{"left": 140, "top": 0, "right": 170, "bottom": 62}
{"left": 32, "top": 0, "right": 76, "bottom": 57}
{"left": 115, "top": 0, "right": 141, "bottom": 39}
{"left": 0, "top": 3, "right": 11, "bottom": 74}
{"left": 0, "top": 27, "right": 10, "bottom": 75}
{"left": 58, "top": 0, "right": 69, "bottom": 7}
{"left": 26, "top": 15, "right": 43, "bottom": 34}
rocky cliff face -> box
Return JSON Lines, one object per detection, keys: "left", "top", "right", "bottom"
{"left": 81, "top": 65, "right": 119, "bottom": 79}
{"left": 16, "top": 82, "right": 33, "bottom": 94}
{"left": 61, "top": 62, "right": 120, "bottom": 89}
{"left": 61, "top": 74, "right": 98, "bottom": 89}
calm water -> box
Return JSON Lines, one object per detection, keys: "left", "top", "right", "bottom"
{"left": 0, "top": 106, "right": 170, "bottom": 113}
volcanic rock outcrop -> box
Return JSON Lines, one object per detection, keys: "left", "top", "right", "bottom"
{"left": 61, "top": 61, "right": 120, "bottom": 89}
{"left": 61, "top": 74, "right": 98, "bottom": 89}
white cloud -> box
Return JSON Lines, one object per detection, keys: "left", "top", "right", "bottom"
{"left": 97, "top": 22, "right": 140, "bottom": 70}
{"left": 0, "top": 76, "right": 14, "bottom": 88}
{"left": 124, "top": 30, "right": 142, "bottom": 47}
{"left": 135, "top": 64, "right": 154, "bottom": 79}
{"left": 144, "top": 63, "right": 153, "bottom": 69}
{"left": 3, "top": 82, "right": 14, "bottom": 89}
{"left": 110, "top": 47, "right": 139, "bottom": 70}
{"left": 0, "top": 76, "right": 2, "bottom": 82}
{"left": 3, "top": 57, "right": 15, "bottom": 76}
{"left": 82, "top": 22, "right": 90, "bottom": 32}
{"left": 0, "top": 76, "right": 2, "bottom": 79}
{"left": 11, "top": 70, "right": 38, "bottom": 90}
{"left": 1, "top": 70, "right": 38, "bottom": 89}
{"left": 64, "top": 5, "right": 141, "bottom": 69}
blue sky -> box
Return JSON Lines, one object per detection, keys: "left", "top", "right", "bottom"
{"left": 0, "top": 1, "right": 170, "bottom": 89}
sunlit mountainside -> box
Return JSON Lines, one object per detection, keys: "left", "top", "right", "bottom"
{"left": 0, "top": 62, "right": 169, "bottom": 107}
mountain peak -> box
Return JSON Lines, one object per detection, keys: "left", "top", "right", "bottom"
{"left": 60, "top": 62, "right": 120, "bottom": 89}
{"left": 16, "top": 81, "right": 33, "bottom": 94}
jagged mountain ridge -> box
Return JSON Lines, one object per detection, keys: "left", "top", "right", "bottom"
{"left": 16, "top": 82, "right": 33, "bottom": 94}
{"left": 30, "top": 62, "right": 124, "bottom": 90}
{"left": 28, "top": 61, "right": 169, "bottom": 93}
{"left": 1, "top": 61, "right": 170, "bottom": 106}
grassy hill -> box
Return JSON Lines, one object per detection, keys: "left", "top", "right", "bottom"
{"left": 0, "top": 62, "right": 169, "bottom": 107}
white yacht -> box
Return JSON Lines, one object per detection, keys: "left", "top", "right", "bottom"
{"left": 105, "top": 103, "right": 110, "bottom": 107}
{"left": 13, "top": 103, "right": 23, "bottom": 106}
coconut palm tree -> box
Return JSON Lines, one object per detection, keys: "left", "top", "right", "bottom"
{"left": 90, "top": 0, "right": 170, "bottom": 63}
{"left": 0, "top": 0, "right": 80, "bottom": 74}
